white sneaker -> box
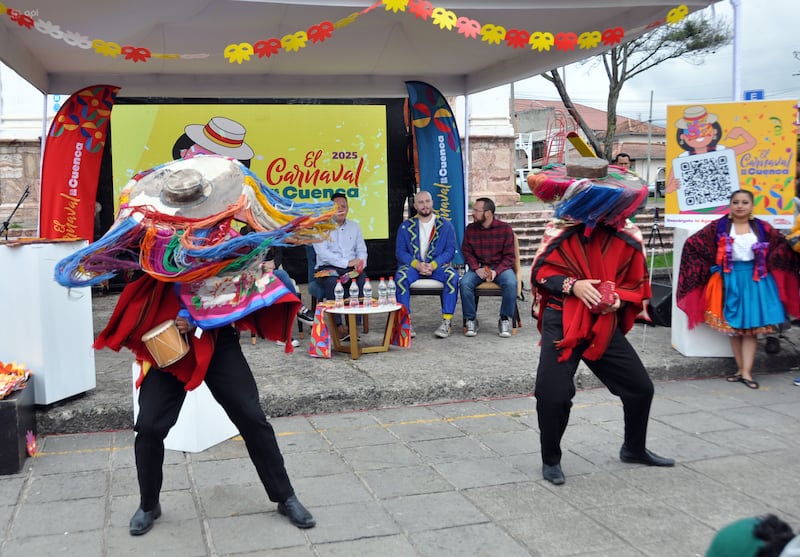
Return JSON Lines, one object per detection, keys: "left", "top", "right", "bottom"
{"left": 276, "top": 338, "right": 301, "bottom": 348}
{"left": 409, "top": 324, "right": 417, "bottom": 338}
{"left": 498, "top": 319, "right": 512, "bottom": 338}
{"left": 434, "top": 319, "right": 452, "bottom": 339}
{"left": 464, "top": 319, "right": 478, "bottom": 337}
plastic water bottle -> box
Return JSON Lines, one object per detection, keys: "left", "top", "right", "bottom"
{"left": 387, "top": 276, "right": 396, "bottom": 305}
{"left": 349, "top": 280, "right": 359, "bottom": 308}
{"left": 363, "top": 278, "right": 373, "bottom": 305}
{"left": 377, "top": 277, "right": 388, "bottom": 306}
{"left": 334, "top": 281, "right": 344, "bottom": 308}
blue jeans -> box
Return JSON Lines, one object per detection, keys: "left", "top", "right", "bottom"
{"left": 459, "top": 268, "right": 517, "bottom": 321}
{"left": 272, "top": 268, "right": 298, "bottom": 297}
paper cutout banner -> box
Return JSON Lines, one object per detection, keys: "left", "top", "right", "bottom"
{"left": 0, "top": 2, "right": 690, "bottom": 65}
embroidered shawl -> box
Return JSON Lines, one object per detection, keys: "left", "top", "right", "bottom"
{"left": 676, "top": 216, "right": 800, "bottom": 328}
{"left": 95, "top": 274, "right": 298, "bottom": 390}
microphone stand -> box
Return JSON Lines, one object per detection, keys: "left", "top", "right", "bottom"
{"left": 1, "top": 185, "right": 31, "bottom": 240}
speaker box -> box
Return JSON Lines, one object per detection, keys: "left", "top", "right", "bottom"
{"left": 647, "top": 282, "right": 672, "bottom": 327}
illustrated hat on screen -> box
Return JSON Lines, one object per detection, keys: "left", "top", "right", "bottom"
{"left": 184, "top": 117, "right": 255, "bottom": 160}
{"left": 125, "top": 156, "right": 246, "bottom": 219}
{"left": 675, "top": 105, "right": 718, "bottom": 129}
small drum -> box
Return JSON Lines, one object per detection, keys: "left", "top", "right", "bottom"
{"left": 141, "top": 320, "right": 189, "bottom": 368}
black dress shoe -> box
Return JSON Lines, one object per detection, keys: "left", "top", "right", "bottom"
{"left": 619, "top": 446, "right": 675, "bottom": 467}
{"left": 297, "top": 306, "right": 315, "bottom": 326}
{"left": 129, "top": 503, "right": 162, "bottom": 536}
{"left": 277, "top": 495, "right": 316, "bottom": 529}
{"left": 542, "top": 463, "right": 565, "bottom": 485}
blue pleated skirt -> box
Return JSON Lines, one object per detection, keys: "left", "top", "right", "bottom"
{"left": 723, "top": 260, "right": 785, "bottom": 330}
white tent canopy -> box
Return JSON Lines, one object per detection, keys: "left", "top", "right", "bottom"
{"left": 1, "top": 0, "right": 715, "bottom": 99}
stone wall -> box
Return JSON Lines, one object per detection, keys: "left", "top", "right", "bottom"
{"left": 0, "top": 139, "right": 40, "bottom": 236}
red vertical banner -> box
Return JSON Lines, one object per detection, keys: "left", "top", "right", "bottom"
{"left": 39, "top": 84, "right": 119, "bottom": 240}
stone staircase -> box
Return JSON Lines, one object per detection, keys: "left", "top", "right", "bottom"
{"left": 501, "top": 207, "right": 674, "bottom": 277}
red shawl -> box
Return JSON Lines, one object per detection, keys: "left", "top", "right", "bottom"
{"left": 532, "top": 222, "right": 650, "bottom": 362}
{"left": 95, "top": 274, "right": 299, "bottom": 390}
{"left": 676, "top": 216, "right": 800, "bottom": 328}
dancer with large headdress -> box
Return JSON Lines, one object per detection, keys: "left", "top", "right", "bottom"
{"left": 529, "top": 158, "right": 674, "bottom": 485}
{"left": 55, "top": 155, "right": 335, "bottom": 535}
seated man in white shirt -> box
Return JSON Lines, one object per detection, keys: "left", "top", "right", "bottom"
{"left": 313, "top": 192, "right": 368, "bottom": 336}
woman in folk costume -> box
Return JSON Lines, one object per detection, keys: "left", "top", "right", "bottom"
{"left": 528, "top": 159, "right": 674, "bottom": 486}
{"left": 677, "top": 189, "right": 800, "bottom": 390}
{"left": 55, "top": 155, "right": 337, "bottom": 535}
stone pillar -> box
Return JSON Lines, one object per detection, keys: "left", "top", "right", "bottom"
{"left": 466, "top": 85, "right": 518, "bottom": 207}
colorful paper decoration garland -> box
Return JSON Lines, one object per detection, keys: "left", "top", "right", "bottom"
{"left": 0, "top": 2, "right": 690, "bottom": 65}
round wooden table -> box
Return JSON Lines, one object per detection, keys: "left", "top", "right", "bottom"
{"left": 323, "top": 302, "right": 402, "bottom": 359}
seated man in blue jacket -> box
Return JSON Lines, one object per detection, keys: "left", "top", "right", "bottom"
{"left": 395, "top": 191, "right": 459, "bottom": 338}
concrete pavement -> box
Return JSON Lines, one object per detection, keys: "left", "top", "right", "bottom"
{"left": 34, "top": 288, "right": 800, "bottom": 434}
{"left": 2, "top": 372, "right": 799, "bottom": 556}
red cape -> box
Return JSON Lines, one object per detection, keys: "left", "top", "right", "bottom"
{"left": 95, "top": 274, "right": 299, "bottom": 390}
{"left": 532, "top": 222, "right": 650, "bottom": 362}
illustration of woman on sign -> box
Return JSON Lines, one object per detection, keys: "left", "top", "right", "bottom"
{"left": 666, "top": 105, "right": 757, "bottom": 212}
{"left": 172, "top": 116, "right": 254, "bottom": 168}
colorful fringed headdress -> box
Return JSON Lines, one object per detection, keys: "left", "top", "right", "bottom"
{"left": 55, "top": 154, "right": 337, "bottom": 288}
{"left": 527, "top": 158, "right": 649, "bottom": 236}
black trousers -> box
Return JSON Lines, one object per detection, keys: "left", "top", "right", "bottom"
{"left": 134, "top": 326, "right": 294, "bottom": 510}
{"left": 535, "top": 307, "right": 654, "bottom": 466}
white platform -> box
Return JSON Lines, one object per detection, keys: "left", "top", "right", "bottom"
{"left": 131, "top": 363, "right": 239, "bottom": 453}
{"left": 671, "top": 226, "right": 734, "bottom": 358}
{"left": 0, "top": 241, "right": 96, "bottom": 404}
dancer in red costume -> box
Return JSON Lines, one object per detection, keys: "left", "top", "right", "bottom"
{"left": 529, "top": 159, "right": 674, "bottom": 485}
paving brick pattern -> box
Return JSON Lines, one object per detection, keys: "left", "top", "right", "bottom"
{"left": 3, "top": 374, "right": 799, "bottom": 556}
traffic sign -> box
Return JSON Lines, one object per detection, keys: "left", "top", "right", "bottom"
{"left": 744, "top": 90, "right": 764, "bottom": 100}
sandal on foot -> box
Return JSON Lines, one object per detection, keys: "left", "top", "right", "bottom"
{"left": 741, "top": 378, "right": 759, "bottom": 389}
{"left": 726, "top": 374, "right": 743, "bottom": 383}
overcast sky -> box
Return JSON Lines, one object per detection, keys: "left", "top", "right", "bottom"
{"left": 512, "top": 0, "right": 800, "bottom": 126}
{"left": 1, "top": 0, "right": 798, "bottom": 126}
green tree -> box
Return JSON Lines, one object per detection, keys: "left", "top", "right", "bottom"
{"left": 542, "top": 13, "right": 732, "bottom": 161}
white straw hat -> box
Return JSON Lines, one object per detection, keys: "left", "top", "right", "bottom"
{"left": 184, "top": 117, "right": 254, "bottom": 160}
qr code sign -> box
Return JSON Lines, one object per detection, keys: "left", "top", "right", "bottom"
{"left": 672, "top": 150, "right": 740, "bottom": 211}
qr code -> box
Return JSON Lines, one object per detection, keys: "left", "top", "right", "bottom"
{"left": 673, "top": 150, "right": 740, "bottom": 211}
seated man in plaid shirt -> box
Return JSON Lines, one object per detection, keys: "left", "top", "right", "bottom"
{"left": 460, "top": 197, "right": 517, "bottom": 338}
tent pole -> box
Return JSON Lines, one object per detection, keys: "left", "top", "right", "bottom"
{"left": 730, "top": 0, "right": 742, "bottom": 101}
